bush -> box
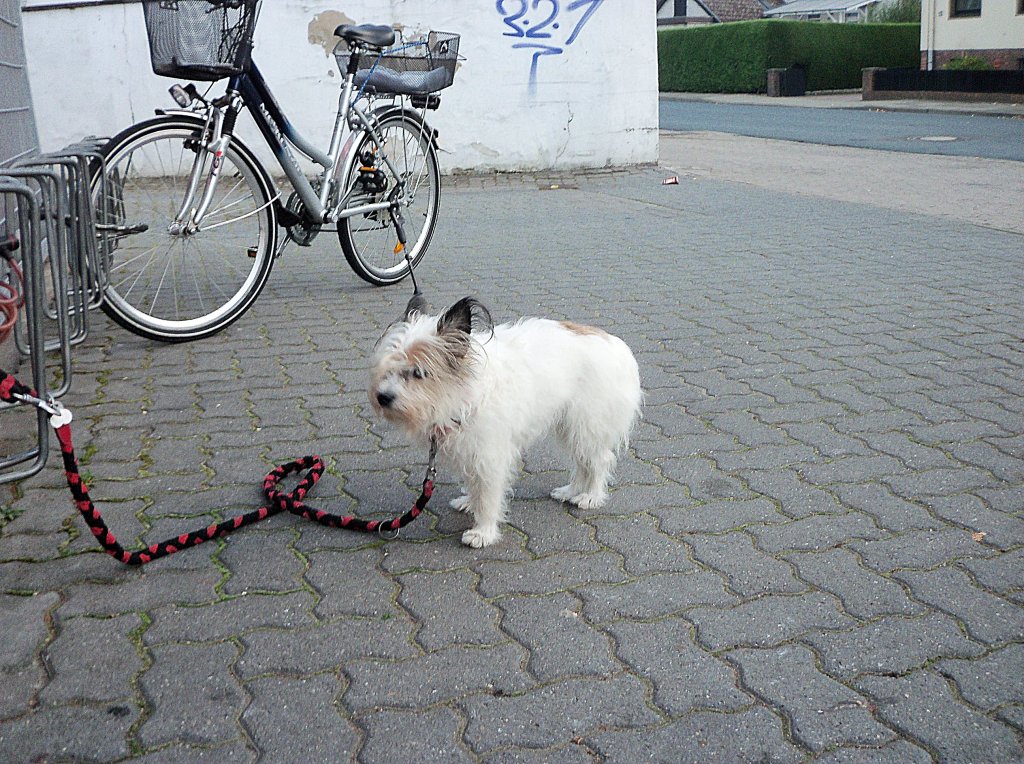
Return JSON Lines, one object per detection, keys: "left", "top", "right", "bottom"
{"left": 943, "top": 56, "right": 995, "bottom": 70}
{"left": 869, "top": 0, "right": 921, "bottom": 23}
{"left": 658, "top": 20, "right": 921, "bottom": 93}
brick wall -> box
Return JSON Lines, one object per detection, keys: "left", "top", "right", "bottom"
{"left": 921, "top": 48, "right": 1024, "bottom": 69}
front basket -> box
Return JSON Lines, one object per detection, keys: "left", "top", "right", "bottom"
{"left": 143, "top": 0, "right": 262, "bottom": 81}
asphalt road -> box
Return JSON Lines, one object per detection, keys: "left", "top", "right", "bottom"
{"left": 659, "top": 97, "right": 1024, "bottom": 161}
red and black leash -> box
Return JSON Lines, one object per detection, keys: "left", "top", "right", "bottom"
{"left": 1, "top": 367, "right": 435, "bottom": 566}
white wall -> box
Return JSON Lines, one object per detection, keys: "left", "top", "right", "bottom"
{"left": 923, "top": 0, "right": 1024, "bottom": 56}
{"left": 22, "top": 1, "right": 659, "bottom": 172}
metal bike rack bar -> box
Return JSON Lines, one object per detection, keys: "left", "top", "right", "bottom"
{"left": 1, "top": 139, "right": 109, "bottom": 485}
{"left": 1, "top": 165, "right": 74, "bottom": 396}
{"left": 0, "top": 179, "right": 50, "bottom": 483}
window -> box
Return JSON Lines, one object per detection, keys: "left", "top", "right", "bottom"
{"left": 952, "top": 0, "right": 981, "bottom": 17}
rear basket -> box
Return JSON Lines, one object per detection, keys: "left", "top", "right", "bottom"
{"left": 143, "top": 0, "right": 261, "bottom": 81}
{"left": 335, "top": 31, "right": 460, "bottom": 96}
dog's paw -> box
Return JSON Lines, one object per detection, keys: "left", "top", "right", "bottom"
{"left": 571, "top": 492, "right": 607, "bottom": 510}
{"left": 450, "top": 495, "right": 472, "bottom": 513}
{"left": 551, "top": 485, "right": 607, "bottom": 509}
{"left": 462, "top": 525, "right": 501, "bottom": 548}
{"left": 551, "top": 485, "right": 575, "bottom": 503}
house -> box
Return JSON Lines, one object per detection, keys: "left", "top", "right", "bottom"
{"left": 921, "top": 0, "right": 1024, "bottom": 69}
{"left": 656, "top": 0, "right": 785, "bottom": 25}
{"left": 763, "top": 0, "right": 885, "bottom": 22}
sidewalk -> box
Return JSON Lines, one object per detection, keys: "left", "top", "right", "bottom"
{"left": 1, "top": 133, "right": 1023, "bottom": 762}
{"left": 661, "top": 89, "right": 1024, "bottom": 118}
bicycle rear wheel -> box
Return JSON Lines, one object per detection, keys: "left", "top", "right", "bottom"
{"left": 338, "top": 112, "right": 440, "bottom": 286}
{"left": 93, "top": 116, "right": 277, "bottom": 342}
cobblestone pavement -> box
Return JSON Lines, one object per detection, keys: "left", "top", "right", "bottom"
{"left": 1, "top": 150, "right": 1023, "bottom": 762}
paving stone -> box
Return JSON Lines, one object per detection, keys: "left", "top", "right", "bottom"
{"left": 0, "top": 592, "right": 58, "bottom": 671}
{"left": 59, "top": 568, "right": 224, "bottom": 616}
{"left": 883, "top": 466, "right": 1000, "bottom": 499}
{"left": 379, "top": 536, "right": 530, "bottom": 575}
{"left": 935, "top": 644, "right": 1024, "bottom": 711}
{"left": 305, "top": 548, "right": 400, "bottom": 620}
{"left": 856, "top": 431, "right": 955, "bottom": 470}
{"left": 476, "top": 551, "right": 627, "bottom": 598}
{"left": 848, "top": 528, "right": 995, "bottom": 574}
{"left": 960, "top": 548, "right": 1024, "bottom": 594}
{"left": 923, "top": 494, "right": 1024, "bottom": 550}
{"left": 779, "top": 421, "right": 873, "bottom": 458}
{"left": 894, "top": 566, "right": 1024, "bottom": 645}
{"left": 706, "top": 410, "right": 790, "bottom": 447}
{"left": 811, "top": 740, "right": 933, "bottom": 764}
{"left": 577, "top": 569, "right": 738, "bottom": 622}
{"left": 728, "top": 644, "right": 894, "bottom": 752}
{"left": 358, "top": 707, "right": 474, "bottom": 764}
{"left": 829, "top": 483, "right": 946, "bottom": 532}
{"left": 498, "top": 592, "right": 618, "bottom": 681}
{"left": 589, "top": 514, "right": 699, "bottom": 576}
{"left": 786, "top": 548, "right": 926, "bottom": 619}
{"left": 130, "top": 741, "right": 256, "bottom": 763}
{"left": 242, "top": 674, "right": 357, "bottom": 763}
{"left": 747, "top": 511, "right": 886, "bottom": 553}
{"left": 0, "top": 703, "right": 140, "bottom": 762}
{"left": 460, "top": 674, "right": 660, "bottom": 752}
{"left": 0, "top": 592, "right": 59, "bottom": 718}
{"left": 40, "top": 613, "right": 143, "bottom": 703}
{"left": 686, "top": 532, "right": 804, "bottom": 597}
{"left": 397, "top": 569, "right": 505, "bottom": 649}
{"left": 655, "top": 457, "right": 754, "bottom": 502}
{"left": 217, "top": 529, "right": 306, "bottom": 595}
{"left": 803, "top": 612, "right": 986, "bottom": 680}
{"left": 138, "top": 641, "right": 245, "bottom": 747}
{"left": 515, "top": 501, "right": 602, "bottom": 555}
{"left": 907, "top": 420, "right": 1011, "bottom": 446}
{"left": 651, "top": 498, "right": 787, "bottom": 534}
{"left": 854, "top": 671, "right": 1024, "bottom": 763}
{"left": 608, "top": 618, "right": 749, "bottom": 714}
{"left": 2, "top": 487, "right": 77, "bottom": 535}
{"left": 145, "top": 592, "right": 316, "bottom": 644}
{"left": 797, "top": 455, "right": 907, "bottom": 487}
{"left": 739, "top": 469, "right": 848, "bottom": 518}
{"left": 586, "top": 706, "right": 804, "bottom": 763}
{"left": 688, "top": 592, "right": 855, "bottom": 650}
{"left": 482, "top": 743, "right": 596, "bottom": 764}
{"left": 343, "top": 642, "right": 532, "bottom": 711}
{"left": 236, "top": 616, "right": 417, "bottom": 678}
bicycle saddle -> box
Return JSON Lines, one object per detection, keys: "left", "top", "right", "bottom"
{"left": 335, "top": 24, "right": 396, "bottom": 49}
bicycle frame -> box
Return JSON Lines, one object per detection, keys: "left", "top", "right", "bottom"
{"left": 176, "top": 57, "right": 418, "bottom": 233}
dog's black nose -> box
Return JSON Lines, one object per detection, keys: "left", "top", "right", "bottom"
{"left": 376, "top": 391, "right": 396, "bottom": 408}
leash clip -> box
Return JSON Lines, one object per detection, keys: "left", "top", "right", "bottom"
{"left": 14, "top": 391, "right": 73, "bottom": 427}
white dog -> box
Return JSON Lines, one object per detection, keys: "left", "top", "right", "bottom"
{"left": 369, "top": 297, "right": 642, "bottom": 547}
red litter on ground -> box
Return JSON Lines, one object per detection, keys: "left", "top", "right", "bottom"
{"left": 662, "top": 175, "right": 679, "bottom": 185}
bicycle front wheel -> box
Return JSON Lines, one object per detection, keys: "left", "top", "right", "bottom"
{"left": 93, "top": 116, "right": 278, "bottom": 342}
{"left": 338, "top": 113, "right": 440, "bottom": 286}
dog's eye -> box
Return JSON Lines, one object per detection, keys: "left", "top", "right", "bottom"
{"left": 411, "top": 367, "right": 426, "bottom": 380}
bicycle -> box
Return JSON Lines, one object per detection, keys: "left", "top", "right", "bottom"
{"left": 92, "top": 0, "right": 458, "bottom": 342}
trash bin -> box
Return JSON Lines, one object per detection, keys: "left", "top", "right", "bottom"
{"left": 766, "top": 65, "right": 806, "bottom": 97}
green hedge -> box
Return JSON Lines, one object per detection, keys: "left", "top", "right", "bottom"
{"left": 658, "top": 20, "right": 920, "bottom": 93}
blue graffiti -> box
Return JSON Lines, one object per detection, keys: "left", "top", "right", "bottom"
{"left": 496, "top": 0, "right": 605, "bottom": 95}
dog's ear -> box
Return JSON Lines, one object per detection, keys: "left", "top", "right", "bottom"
{"left": 437, "top": 297, "right": 492, "bottom": 336}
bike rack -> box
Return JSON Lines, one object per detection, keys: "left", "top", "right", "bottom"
{"left": 0, "top": 138, "right": 109, "bottom": 485}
